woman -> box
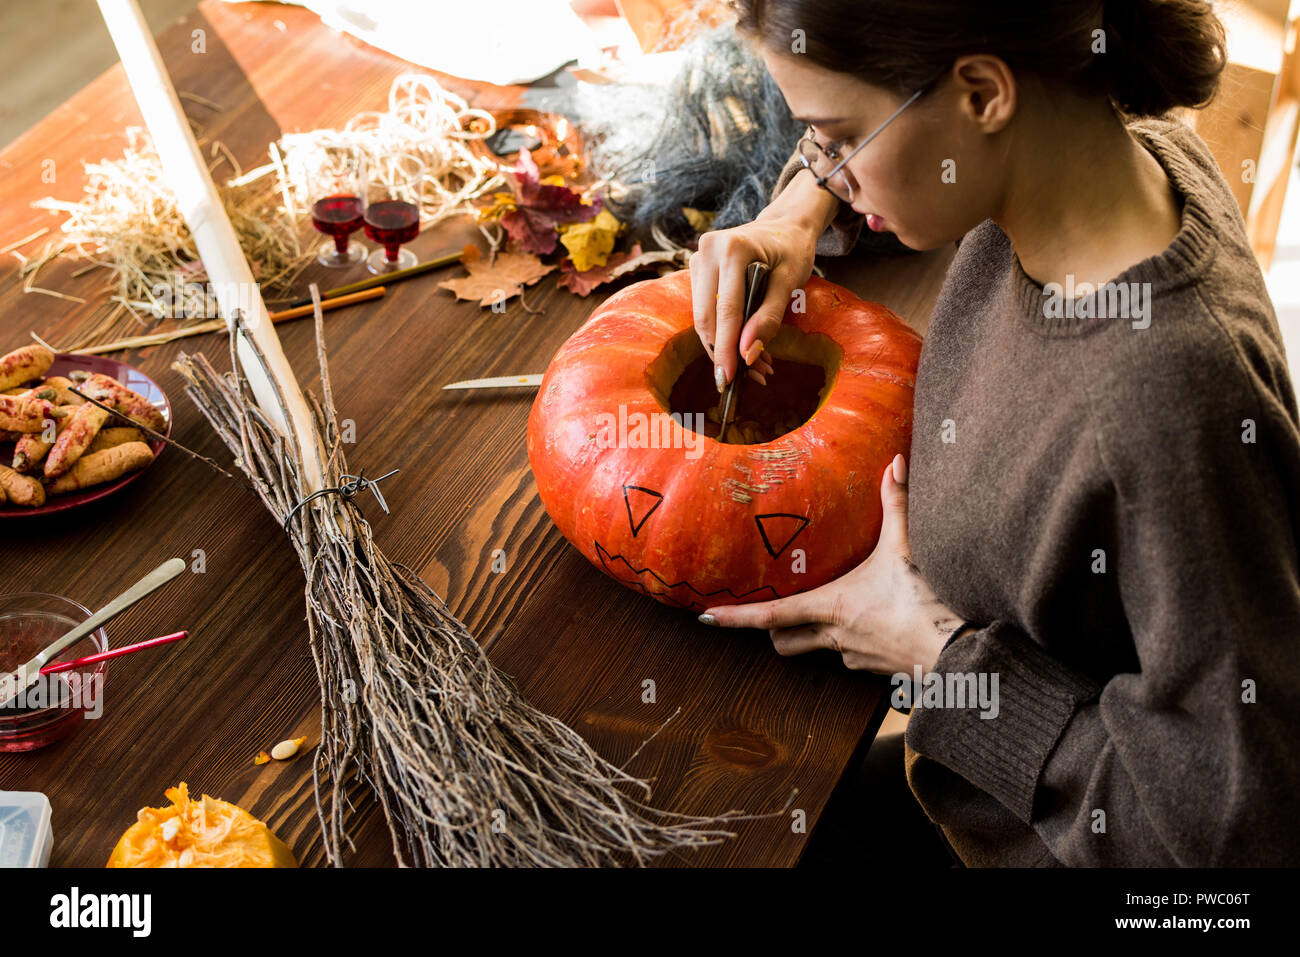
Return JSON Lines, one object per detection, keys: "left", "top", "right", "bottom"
{"left": 692, "top": 0, "right": 1300, "bottom": 866}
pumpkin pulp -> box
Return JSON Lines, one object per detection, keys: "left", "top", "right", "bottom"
{"left": 647, "top": 326, "right": 844, "bottom": 445}
{"left": 106, "top": 783, "right": 298, "bottom": 868}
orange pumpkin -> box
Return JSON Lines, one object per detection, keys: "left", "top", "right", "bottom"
{"left": 107, "top": 783, "right": 298, "bottom": 868}
{"left": 527, "top": 269, "right": 922, "bottom": 612}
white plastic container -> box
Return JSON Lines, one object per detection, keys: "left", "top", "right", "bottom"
{"left": 0, "top": 791, "right": 53, "bottom": 867}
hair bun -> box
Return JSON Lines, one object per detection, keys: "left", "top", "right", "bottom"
{"left": 1101, "top": 0, "right": 1227, "bottom": 116}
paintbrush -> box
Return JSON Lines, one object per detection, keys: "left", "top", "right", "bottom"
{"left": 281, "top": 247, "right": 464, "bottom": 309}
{"left": 40, "top": 630, "right": 188, "bottom": 675}
{"left": 70, "top": 286, "right": 386, "bottom": 355}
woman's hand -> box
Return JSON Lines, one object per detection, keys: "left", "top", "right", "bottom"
{"left": 698, "top": 454, "right": 969, "bottom": 675}
{"left": 690, "top": 168, "right": 839, "bottom": 391}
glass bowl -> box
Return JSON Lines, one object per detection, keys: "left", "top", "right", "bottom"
{"left": 0, "top": 593, "right": 108, "bottom": 752}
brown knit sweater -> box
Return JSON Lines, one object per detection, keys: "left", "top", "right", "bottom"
{"left": 772, "top": 118, "right": 1300, "bottom": 866}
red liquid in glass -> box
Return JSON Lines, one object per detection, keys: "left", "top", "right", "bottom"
{"left": 311, "top": 195, "right": 364, "bottom": 255}
{"left": 364, "top": 200, "right": 420, "bottom": 261}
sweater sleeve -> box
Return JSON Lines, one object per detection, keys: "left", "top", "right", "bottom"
{"left": 906, "top": 324, "right": 1300, "bottom": 866}
{"left": 771, "top": 149, "right": 864, "bottom": 257}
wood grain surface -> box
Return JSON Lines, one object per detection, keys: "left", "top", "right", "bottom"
{"left": 0, "top": 1, "right": 954, "bottom": 866}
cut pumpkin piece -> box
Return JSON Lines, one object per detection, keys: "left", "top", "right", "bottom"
{"left": 107, "top": 783, "right": 298, "bottom": 868}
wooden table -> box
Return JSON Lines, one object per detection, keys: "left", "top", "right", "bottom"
{"left": 0, "top": 1, "right": 954, "bottom": 866}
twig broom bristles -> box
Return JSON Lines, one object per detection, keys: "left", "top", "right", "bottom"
{"left": 172, "top": 301, "right": 750, "bottom": 865}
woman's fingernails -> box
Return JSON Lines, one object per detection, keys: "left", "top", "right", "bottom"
{"left": 715, "top": 365, "right": 727, "bottom": 392}
{"left": 747, "top": 368, "right": 767, "bottom": 386}
{"left": 743, "top": 339, "right": 765, "bottom": 366}
{"left": 892, "top": 453, "right": 908, "bottom": 485}
{"left": 698, "top": 612, "right": 718, "bottom": 625}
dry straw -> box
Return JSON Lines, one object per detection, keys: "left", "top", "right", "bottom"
{"left": 24, "top": 73, "right": 508, "bottom": 352}
{"left": 275, "top": 73, "right": 508, "bottom": 229}
{"left": 29, "top": 128, "right": 309, "bottom": 320}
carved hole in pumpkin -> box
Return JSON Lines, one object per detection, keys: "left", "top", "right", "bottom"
{"left": 646, "top": 326, "right": 842, "bottom": 444}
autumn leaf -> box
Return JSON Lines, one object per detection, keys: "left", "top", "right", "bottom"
{"left": 558, "top": 244, "right": 691, "bottom": 297}
{"left": 500, "top": 147, "right": 600, "bottom": 255}
{"left": 439, "top": 246, "right": 556, "bottom": 307}
{"left": 610, "top": 247, "right": 690, "bottom": 276}
{"left": 558, "top": 243, "right": 643, "bottom": 297}
{"left": 558, "top": 209, "right": 623, "bottom": 272}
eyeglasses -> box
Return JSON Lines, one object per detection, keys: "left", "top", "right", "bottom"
{"left": 797, "top": 81, "right": 934, "bottom": 204}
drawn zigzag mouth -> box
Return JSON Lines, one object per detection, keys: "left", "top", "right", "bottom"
{"left": 593, "top": 541, "right": 783, "bottom": 607}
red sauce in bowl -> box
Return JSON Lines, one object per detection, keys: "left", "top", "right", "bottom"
{"left": 0, "top": 594, "right": 108, "bottom": 751}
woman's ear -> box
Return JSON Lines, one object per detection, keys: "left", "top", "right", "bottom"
{"left": 950, "top": 54, "right": 1016, "bottom": 133}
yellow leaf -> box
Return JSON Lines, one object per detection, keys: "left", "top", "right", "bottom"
{"left": 476, "top": 192, "right": 517, "bottom": 224}
{"left": 682, "top": 207, "right": 715, "bottom": 233}
{"left": 559, "top": 209, "right": 624, "bottom": 272}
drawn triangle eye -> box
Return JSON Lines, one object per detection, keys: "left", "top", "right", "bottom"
{"left": 622, "top": 484, "right": 663, "bottom": 538}
{"left": 755, "top": 513, "right": 810, "bottom": 558}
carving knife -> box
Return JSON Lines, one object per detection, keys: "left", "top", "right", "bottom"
{"left": 442, "top": 374, "right": 544, "bottom": 390}
{"left": 719, "top": 261, "right": 771, "bottom": 442}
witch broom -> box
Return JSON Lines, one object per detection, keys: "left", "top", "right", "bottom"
{"left": 97, "top": 0, "right": 749, "bottom": 866}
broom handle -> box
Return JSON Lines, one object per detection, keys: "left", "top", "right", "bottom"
{"left": 96, "top": 0, "right": 326, "bottom": 493}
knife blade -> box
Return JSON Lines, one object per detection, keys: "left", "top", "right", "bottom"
{"left": 0, "top": 557, "right": 187, "bottom": 709}
{"left": 719, "top": 261, "right": 771, "bottom": 443}
{"left": 441, "top": 374, "right": 544, "bottom": 390}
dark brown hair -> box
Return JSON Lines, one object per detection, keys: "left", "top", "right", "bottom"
{"left": 730, "top": 0, "right": 1227, "bottom": 117}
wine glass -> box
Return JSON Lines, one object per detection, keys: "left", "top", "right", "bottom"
{"left": 363, "top": 152, "right": 424, "bottom": 274}
{"left": 308, "top": 145, "right": 366, "bottom": 268}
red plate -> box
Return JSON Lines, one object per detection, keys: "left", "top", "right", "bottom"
{"left": 0, "top": 354, "right": 171, "bottom": 518}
